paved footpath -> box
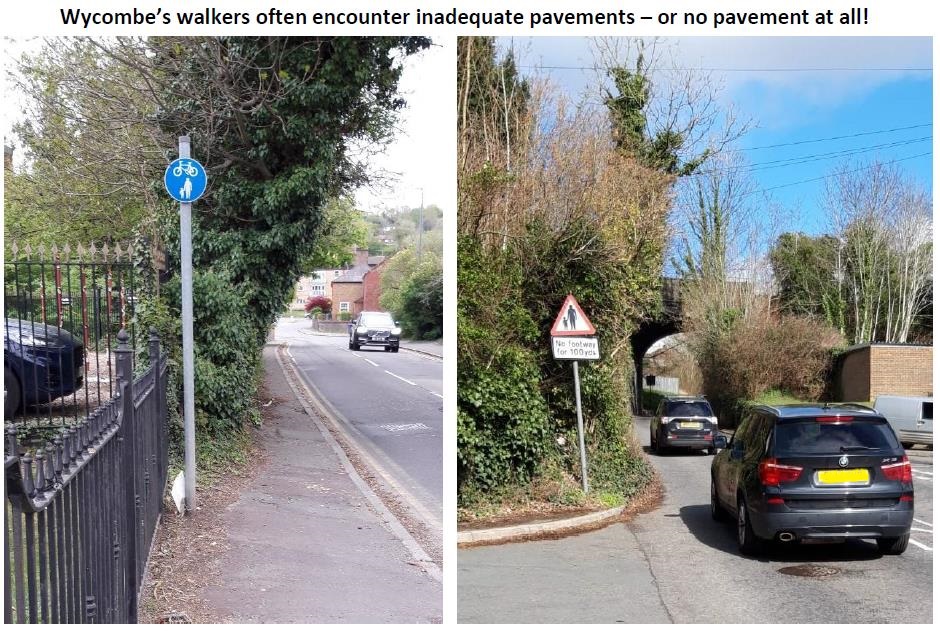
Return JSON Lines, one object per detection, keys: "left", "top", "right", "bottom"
{"left": 199, "top": 346, "right": 441, "bottom": 623}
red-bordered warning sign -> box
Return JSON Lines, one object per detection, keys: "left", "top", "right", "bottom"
{"left": 550, "top": 294, "right": 596, "bottom": 336}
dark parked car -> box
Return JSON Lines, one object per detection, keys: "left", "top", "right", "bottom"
{"left": 650, "top": 396, "right": 719, "bottom": 454}
{"left": 711, "top": 404, "right": 914, "bottom": 555}
{"left": 348, "top": 311, "right": 401, "bottom": 352}
{"left": 4, "top": 319, "right": 85, "bottom": 419}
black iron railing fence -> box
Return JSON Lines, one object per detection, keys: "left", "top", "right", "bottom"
{"left": 4, "top": 242, "right": 137, "bottom": 429}
{"left": 4, "top": 329, "right": 168, "bottom": 624}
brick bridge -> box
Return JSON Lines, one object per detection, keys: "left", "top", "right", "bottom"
{"left": 630, "top": 277, "right": 682, "bottom": 411}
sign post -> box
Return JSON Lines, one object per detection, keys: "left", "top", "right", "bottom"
{"left": 164, "top": 138, "right": 207, "bottom": 513}
{"left": 549, "top": 294, "right": 599, "bottom": 494}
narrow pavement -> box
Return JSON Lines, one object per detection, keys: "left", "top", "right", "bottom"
{"left": 198, "top": 345, "right": 441, "bottom": 623}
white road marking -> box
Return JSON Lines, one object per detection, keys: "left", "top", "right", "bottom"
{"left": 380, "top": 423, "right": 431, "bottom": 433}
{"left": 908, "top": 539, "right": 932, "bottom": 551}
{"left": 351, "top": 352, "right": 379, "bottom": 367}
{"left": 385, "top": 370, "right": 416, "bottom": 386}
{"left": 910, "top": 527, "right": 932, "bottom": 533}
{"left": 912, "top": 468, "right": 932, "bottom": 476}
{"left": 430, "top": 392, "right": 444, "bottom": 399}
{"left": 913, "top": 518, "right": 932, "bottom": 527}
{"left": 914, "top": 475, "right": 932, "bottom": 481}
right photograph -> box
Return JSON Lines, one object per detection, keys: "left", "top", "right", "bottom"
{"left": 456, "top": 36, "right": 932, "bottom": 624}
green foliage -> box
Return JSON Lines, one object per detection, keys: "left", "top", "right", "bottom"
{"left": 605, "top": 57, "right": 709, "bottom": 176}
{"left": 397, "top": 259, "right": 443, "bottom": 340}
{"left": 9, "top": 37, "right": 430, "bottom": 448}
{"left": 457, "top": 237, "right": 550, "bottom": 491}
{"left": 299, "top": 196, "right": 369, "bottom": 271}
{"left": 380, "top": 232, "right": 443, "bottom": 340}
{"left": 770, "top": 232, "right": 846, "bottom": 334}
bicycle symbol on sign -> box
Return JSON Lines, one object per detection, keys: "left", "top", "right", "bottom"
{"left": 172, "top": 160, "right": 200, "bottom": 177}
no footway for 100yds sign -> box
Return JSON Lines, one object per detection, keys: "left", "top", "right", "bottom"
{"left": 550, "top": 295, "right": 599, "bottom": 360}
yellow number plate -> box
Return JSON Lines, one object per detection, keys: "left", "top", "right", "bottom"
{"left": 817, "top": 469, "right": 870, "bottom": 485}
{"left": 679, "top": 421, "right": 702, "bottom": 429}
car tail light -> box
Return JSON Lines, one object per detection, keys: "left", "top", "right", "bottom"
{"left": 815, "top": 416, "right": 851, "bottom": 423}
{"left": 759, "top": 458, "right": 803, "bottom": 485}
{"left": 881, "top": 456, "right": 912, "bottom": 484}
{"left": 900, "top": 493, "right": 914, "bottom": 503}
{"left": 766, "top": 497, "right": 785, "bottom": 505}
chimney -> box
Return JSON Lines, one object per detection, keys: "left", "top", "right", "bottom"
{"left": 354, "top": 247, "right": 369, "bottom": 266}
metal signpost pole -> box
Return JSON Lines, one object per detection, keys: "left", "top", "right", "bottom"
{"left": 572, "top": 360, "right": 589, "bottom": 493}
{"left": 179, "top": 136, "right": 197, "bottom": 512}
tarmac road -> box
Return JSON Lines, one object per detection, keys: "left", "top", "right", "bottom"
{"left": 458, "top": 416, "right": 932, "bottom": 623}
{"left": 274, "top": 318, "right": 443, "bottom": 533}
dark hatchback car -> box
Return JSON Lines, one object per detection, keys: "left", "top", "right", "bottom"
{"left": 4, "top": 319, "right": 85, "bottom": 418}
{"left": 711, "top": 404, "right": 914, "bottom": 555}
{"left": 348, "top": 311, "right": 401, "bottom": 352}
{"left": 650, "top": 396, "right": 719, "bottom": 454}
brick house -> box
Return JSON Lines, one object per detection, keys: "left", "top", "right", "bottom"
{"left": 330, "top": 249, "right": 386, "bottom": 319}
{"left": 834, "top": 343, "right": 933, "bottom": 402}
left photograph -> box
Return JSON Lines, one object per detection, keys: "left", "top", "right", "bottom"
{"left": 4, "top": 36, "right": 445, "bottom": 623}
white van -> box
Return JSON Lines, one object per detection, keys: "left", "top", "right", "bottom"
{"left": 873, "top": 395, "right": 933, "bottom": 448}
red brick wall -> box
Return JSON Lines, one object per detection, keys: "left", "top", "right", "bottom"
{"left": 362, "top": 262, "right": 386, "bottom": 312}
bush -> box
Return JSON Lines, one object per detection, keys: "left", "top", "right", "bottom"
{"left": 134, "top": 269, "right": 261, "bottom": 438}
{"left": 304, "top": 295, "right": 331, "bottom": 314}
{"left": 398, "top": 259, "right": 443, "bottom": 340}
{"left": 697, "top": 310, "right": 843, "bottom": 420}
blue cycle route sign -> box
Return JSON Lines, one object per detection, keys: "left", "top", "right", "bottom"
{"left": 164, "top": 158, "right": 207, "bottom": 203}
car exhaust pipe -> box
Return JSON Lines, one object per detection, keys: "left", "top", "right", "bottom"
{"left": 779, "top": 532, "right": 795, "bottom": 542}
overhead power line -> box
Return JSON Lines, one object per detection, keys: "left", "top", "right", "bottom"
{"left": 694, "top": 136, "right": 933, "bottom": 177}
{"left": 740, "top": 123, "right": 933, "bottom": 151}
{"left": 521, "top": 64, "right": 931, "bottom": 73}
{"left": 748, "top": 151, "right": 932, "bottom": 196}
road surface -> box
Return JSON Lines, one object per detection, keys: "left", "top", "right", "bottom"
{"left": 274, "top": 318, "right": 443, "bottom": 543}
{"left": 458, "top": 416, "right": 932, "bottom": 623}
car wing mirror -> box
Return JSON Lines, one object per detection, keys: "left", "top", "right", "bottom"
{"left": 713, "top": 435, "right": 728, "bottom": 450}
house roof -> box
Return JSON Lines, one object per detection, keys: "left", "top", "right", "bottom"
{"left": 333, "top": 263, "right": 370, "bottom": 283}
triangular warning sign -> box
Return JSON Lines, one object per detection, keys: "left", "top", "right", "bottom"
{"left": 550, "top": 295, "right": 596, "bottom": 336}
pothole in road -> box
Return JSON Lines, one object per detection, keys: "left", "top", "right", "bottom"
{"left": 777, "top": 564, "right": 841, "bottom": 578}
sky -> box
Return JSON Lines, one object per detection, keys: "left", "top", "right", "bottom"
{"left": 1, "top": 37, "right": 453, "bottom": 218}
{"left": 353, "top": 38, "right": 452, "bottom": 215}
{"left": 496, "top": 36, "right": 933, "bottom": 237}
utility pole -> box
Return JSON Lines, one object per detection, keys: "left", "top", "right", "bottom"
{"left": 416, "top": 187, "right": 424, "bottom": 266}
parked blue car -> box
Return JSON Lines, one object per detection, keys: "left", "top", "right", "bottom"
{"left": 4, "top": 319, "right": 85, "bottom": 419}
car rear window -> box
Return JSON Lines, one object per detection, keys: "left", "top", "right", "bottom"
{"left": 360, "top": 313, "right": 395, "bottom": 327}
{"left": 774, "top": 419, "right": 900, "bottom": 455}
{"left": 665, "top": 401, "right": 713, "bottom": 417}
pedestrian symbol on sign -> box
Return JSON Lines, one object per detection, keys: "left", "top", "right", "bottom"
{"left": 550, "top": 295, "right": 596, "bottom": 336}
